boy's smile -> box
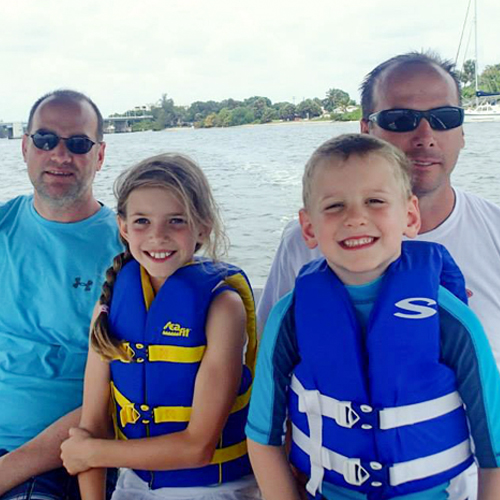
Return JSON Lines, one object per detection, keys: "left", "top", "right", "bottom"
{"left": 300, "top": 153, "right": 420, "bottom": 285}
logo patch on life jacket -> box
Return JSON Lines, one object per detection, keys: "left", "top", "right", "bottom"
{"left": 393, "top": 297, "right": 437, "bottom": 319}
{"left": 162, "top": 321, "right": 191, "bottom": 337}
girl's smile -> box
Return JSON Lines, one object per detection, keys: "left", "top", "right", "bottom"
{"left": 118, "top": 186, "right": 205, "bottom": 292}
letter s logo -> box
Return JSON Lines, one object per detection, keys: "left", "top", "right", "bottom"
{"left": 394, "top": 297, "right": 437, "bottom": 319}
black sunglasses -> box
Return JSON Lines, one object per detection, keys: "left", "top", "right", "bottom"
{"left": 29, "top": 131, "right": 99, "bottom": 155}
{"left": 368, "top": 106, "right": 464, "bottom": 132}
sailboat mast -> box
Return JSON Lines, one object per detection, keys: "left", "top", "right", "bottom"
{"left": 474, "top": 0, "right": 479, "bottom": 106}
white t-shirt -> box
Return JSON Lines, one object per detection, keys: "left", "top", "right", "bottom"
{"left": 257, "top": 188, "right": 500, "bottom": 368}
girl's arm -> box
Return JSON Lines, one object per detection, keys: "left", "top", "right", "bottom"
{"left": 247, "top": 439, "right": 302, "bottom": 500}
{"left": 61, "top": 304, "right": 112, "bottom": 499}
{"left": 61, "top": 289, "right": 247, "bottom": 471}
{"left": 478, "top": 468, "right": 500, "bottom": 500}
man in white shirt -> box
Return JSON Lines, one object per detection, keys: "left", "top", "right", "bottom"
{"left": 258, "top": 51, "right": 500, "bottom": 500}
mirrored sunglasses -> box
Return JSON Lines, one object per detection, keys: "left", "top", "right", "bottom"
{"left": 368, "top": 106, "right": 465, "bottom": 132}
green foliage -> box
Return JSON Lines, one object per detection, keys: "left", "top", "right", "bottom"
{"left": 230, "top": 107, "right": 256, "bottom": 126}
{"left": 460, "top": 62, "right": 500, "bottom": 100}
{"left": 131, "top": 120, "right": 154, "bottom": 132}
{"left": 459, "top": 59, "right": 476, "bottom": 87}
{"left": 260, "top": 107, "right": 277, "bottom": 123}
{"left": 296, "top": 99, "right": 322, "bottom": 119}
{"left": 109, "top": 85, "right": 363, "bottom": 131}
{"left": 323, "top": 88, "right": 351, "bottom": 112}
{"left": 330, "top": 107, "right": 361, "bottom": 122}
{"left": 202, "top": 113, "right": 217, "bottom": 128}
{"left": 273, "top": 102, "right": 296, "bottom": 121}
{"left": 479, "top": 64, "right": 500, "bottom": 93}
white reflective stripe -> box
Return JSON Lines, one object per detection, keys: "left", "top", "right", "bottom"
{"left": 291, "top": 375, "right": 462, "bottom": 430}
{"left": 389, "top": 439, "right": 472, "bottom": 486}
{"left": 292, "top": 424, "right": 472, "bottom": 487}
{"left": 379, "top": 391, "right": 463, "bottom": 430}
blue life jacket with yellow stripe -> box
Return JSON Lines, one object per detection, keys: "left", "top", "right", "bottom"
{"left": 289, "top": 241, "right": 473, "bottom": 500}
{"left": 108, "top": 259, "right": 257, "bottom": 488}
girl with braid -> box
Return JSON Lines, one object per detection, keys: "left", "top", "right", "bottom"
{"left": 61, "top": 153, "right": 260, "bottom": 500}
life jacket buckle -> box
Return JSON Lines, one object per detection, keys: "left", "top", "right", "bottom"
{"left": 335, "top": 401, "right": 360, "bottom": 428}
{"left": 342, "top": 458, "right": 370, "bottom": 486}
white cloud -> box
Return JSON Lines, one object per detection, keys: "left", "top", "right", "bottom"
{"left": 1, "top": 0, "right": 498, "bottom": 121}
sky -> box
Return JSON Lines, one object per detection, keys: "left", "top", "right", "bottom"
{"left": 1, "top": 0, "right": 499, "bottom": 122}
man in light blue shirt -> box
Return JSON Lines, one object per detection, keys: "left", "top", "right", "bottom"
{"left": 0, "top": 90, "right": 122, "bottom": 499}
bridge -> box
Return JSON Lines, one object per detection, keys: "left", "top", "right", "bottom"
{"left": 0, "top": 114, "right": 154, "bottom": 139}
{"left": 104, "top": 115, "right": 154, "bottom": 133}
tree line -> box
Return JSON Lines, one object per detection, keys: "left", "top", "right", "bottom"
{"left": 110, "top": 61, "right": 500, "bottom": 133}
{"left": 110, "top": 88, "right": 360, "bottom": 131}
{"left": 459, "top": 60, "right": 500, "bottom": 100}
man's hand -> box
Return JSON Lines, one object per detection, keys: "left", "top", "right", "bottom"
{"left": 60, "top": 427, "right": 94, "bottom": 475}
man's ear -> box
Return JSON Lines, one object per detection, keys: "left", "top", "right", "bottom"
{"left": 96, "top": 142, "right": 106, "bottom": 172}
{"left": 404, "top": 195, "right": 421, "bottom": 239}
{"left": 21, "top": 134, "right": 29, "bottom": 163}
{"left": 117, "top": 216, "right": 129, "bottom": 243}
{"left": 360, "top": 118, "right": 370, "bottom": 134}
{"left": 299, "top": 208, "right": 319, "bottom": 249}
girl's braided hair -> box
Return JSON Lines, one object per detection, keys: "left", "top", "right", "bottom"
{"left": 91, "top": 153, "right": 227, "bottom": 361}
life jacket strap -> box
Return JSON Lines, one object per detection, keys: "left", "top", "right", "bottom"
{"left": 111, "top": 382, "right": 141, "bottom": 427}
{"left": 292, "top": 424, "right": 471, "bottom": 491}
{"left": 148, "top": 345, "right": 206, "bottom": 363}
{"left": 111, "top": 383, "right": 251, "bottom": 426}
{"left": 211, "top": 439, "right": 248, "bottom": 464}
{"left": 291, "top": 375, "right": 463, "bottom": 430}
{"left": 222, "top": 273, "right": 258, "bottom": 376}
{"left": 114, "top": 342, "right": 206, "bottom": 364}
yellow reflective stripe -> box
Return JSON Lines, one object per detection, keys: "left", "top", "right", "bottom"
{"left": 210, "top": 440, "right": 248, "bottom": 464}
{"left": 109, "top": 389, "right": 121, "bottom": 439}
{"left": 153, "top": 387, "right": 251, "bottom": 424}
{"left": 231, "top": 385, "right": 251, "bottom": 414}
{"left": 153, "top": 406, "right": 192, "bottom": 423}
{"left": 223, "top": 274, "right": 257, "bottom": 376}
{"left": 111, "top": 382, "right": 141, "bottom": 426}
{"left": 148, "top": 345, "right": 206, "bottom": 363}
{"left": 117, "top": 426, "right": 128, "bottom": 441}
{"left": 140, "top": 266, "right": 155, "bottom": 310}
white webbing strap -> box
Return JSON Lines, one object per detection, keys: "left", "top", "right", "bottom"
{"left": 291, "top": 375, "right": 463, "bottom": 430}
{"left": 293, "top": 424, "right": 371, "bottom": 487}
{"left": 389, "top": 439, "right": 471, "bottom": 486}
{"left": 293, "top": 384, "right": 325, "bottom": 495}
{"left": 292, "top": 423, "right": 472, "bottom": 488}
{"left": 379, "top": 391, "right": 463, "bottom": 430}
{"left": 291, "top": 376, "right": 360, "bottom": 429}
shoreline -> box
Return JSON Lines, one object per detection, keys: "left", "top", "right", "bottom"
{"left": 137, "top": 118, "right": 359, "bottom": 134}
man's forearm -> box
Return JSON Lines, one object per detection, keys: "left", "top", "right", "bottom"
{"left": 0, "top": 407, "right": 81, "bottom": 495}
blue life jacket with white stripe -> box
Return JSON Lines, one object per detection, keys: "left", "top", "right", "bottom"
{"left": 109, "top": 259, "right": 257, "bottom": 488}
{"left": 289, "top": 241, "right": 473, "bottom": 500}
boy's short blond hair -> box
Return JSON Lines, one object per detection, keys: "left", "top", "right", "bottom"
{"left": 302, "top": 133, "right": 413, "bottom": 208}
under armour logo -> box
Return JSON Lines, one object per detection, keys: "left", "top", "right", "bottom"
{"left": 73, "top": 277, "right": 93, "bottom": 291}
